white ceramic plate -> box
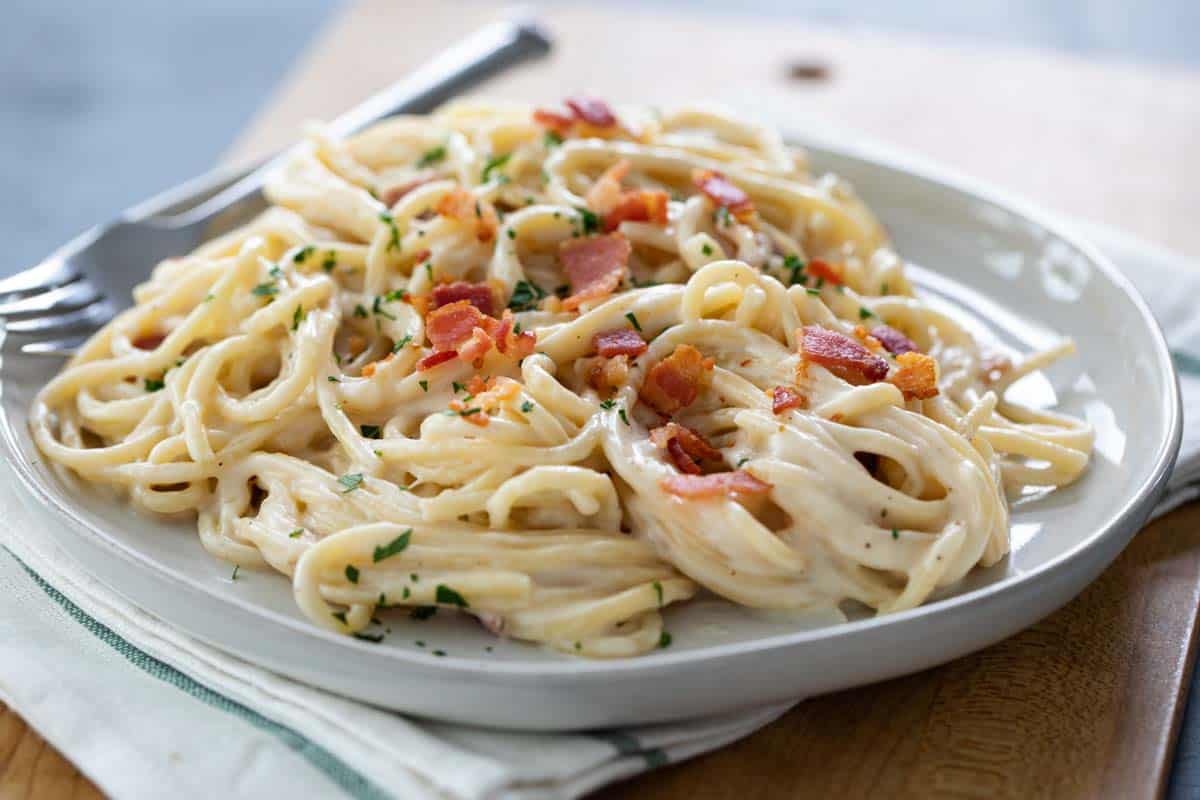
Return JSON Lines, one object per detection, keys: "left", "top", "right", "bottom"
{"left": 0, "top": 139, "right": 1181, "bottom": 731}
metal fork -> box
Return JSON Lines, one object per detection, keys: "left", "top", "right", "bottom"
{"left": 3, "top": 18, "right": 552, "bottom": 356}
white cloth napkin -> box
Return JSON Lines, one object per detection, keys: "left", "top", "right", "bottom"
{"left": 1, "top": 221, "right": 1196, "bottom": 800}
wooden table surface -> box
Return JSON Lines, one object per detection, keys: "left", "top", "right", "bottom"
{"left": 5, "top": 2, "right": 1200, "bottom": 798}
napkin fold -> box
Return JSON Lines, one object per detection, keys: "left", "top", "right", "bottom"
{"left": 0, "top": 222, "right": 1196, "bottom": 800}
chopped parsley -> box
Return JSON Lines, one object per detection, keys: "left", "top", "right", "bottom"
{"left": 289, "top": 529, "right": 303, "bottom": 539}
{"left": 338, "top": 473, "right": 364, "bottom": 493}
{"left": 736, "top": 456, "right": 750, "bottom": 467}
{"left": 372, "top": 529, "right": 412, "bottom": 562}
{"left": 859, "top": 307, "right": 873, "bottom": 320}
{"left": 292, "top": 305, "right": 304, "bottom": 331}
{"left": 410, "top": 606, "right": 437, "bottom": 621}
{"left": 575, "top": 207, "right": 601, "bottom": 235}
{"left": 507, "top": 279, "right": 546, "bottom": 311}
{"left": 392, "top": 334, "right": 412, "bottom": 352}
{"left": 251, "top": 282, "right": 278, "bottom": 297}
{"left": 435, "top": 584, "right": 469, "bottom": 608}
{"left": 372, "top": 295, "right": 396, "bottom": 320}
{"left": 352, "top": 632, "right": 384, "bottom": 643}
{"left": 543, "top": 130, "right": 563, "bottom": 148}
{"left": 360, "top": 424, "right": 382, "bottom": 439}
{"left": 520, "top": 400, "right": 534, "bottom": 413}
{"left": 432, "top": 649, "right": 447, "bottom": 657}
{"left": 784, "top": 254, "right": 806, "bottom": 285}
{"left": 599, "top": 399, "right": 617, "bottom": 410}
{"left": 332, "top": 610, "right": 348, "bottom": 624}
{"left": 425, "top": 262, "right": 434, "bottom": 281}
{"left": 806, "top": 288, "right": 821, "bottom": 296}
{"left": 653, "top": 580, "right": 663, "bottom": 607}
{"left": 378, "top": 211, "right": 401, "bottom": 251}
{"left": 268, "top": 264, "right": 283, "bottom": 279}
{"left": 452, "top": 381, "right": 467, "bottom": 393}
{"left": 144, "top": 378, "right": 165, "bottom": 393}
{"left": 701, "top": 243, "right": 713, "bottom": 256}
{"left": 659, "top": 631, "right": 672, "bottom": 649}
{"left": 617, "top": 407, "right": 631, "bottom": 426}
{"left": 327, "top": 376, "right": 340, "bottom": 383}
{"left": 402, "top": 586, "right": 410, "bottom": 599}
{"left": 353, "top": 304, "right": 368, "bottom": 318}
{"left": 293, "top": 245, "right": 315, "bottom": 264}
{"left": 418, "top": 380, "right": 429, "bottom": 392}
{"left": 345, "top": 564, "right": 360, "bottom": 584}
{"left": 892, "top": 529, "right": 899, "bottom": 540}
{"left": 416, "top": 144, "right": 446, "bottom": 168}
{"left": 624, "top": 311, "right": 642, "bottom": 332}
{"left": 481, "top": 153, "right": 511, "bottom": 183}
{"left": 506, "top": 228, "right": 517, "bottom": 240}
{"left": 231, "top": 565, "right": 240, "bottom": 581}
{"left": 322, "top": 251, "right": 337, "bottom": 272}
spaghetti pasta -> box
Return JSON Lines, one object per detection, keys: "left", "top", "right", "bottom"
{"left": 30, "top": 99, "right": 1093, "bottom": 657}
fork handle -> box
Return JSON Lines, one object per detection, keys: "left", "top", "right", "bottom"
{"left": 168, "top": 17, "right": 552, "bottom": 227}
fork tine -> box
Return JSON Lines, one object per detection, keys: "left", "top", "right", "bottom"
{"left": 5, "top": 302, "right": 114, "bottom": 335}
{"left": 20, "top": 337, "right": 87, "bottom": 357}
{"left": 0, "top": 281, "right": 103, "bottom": 318}
{"left": 0, "top": 256, "right": 81, "bottom": 297}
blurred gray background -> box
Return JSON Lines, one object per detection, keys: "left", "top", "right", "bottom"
{"left": 4, "top": 0, "right": 1199, "bottom": 795}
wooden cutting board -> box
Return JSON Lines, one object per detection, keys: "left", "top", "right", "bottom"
{"left": 5, "top": 2, "right": 1200, "bottom": 798}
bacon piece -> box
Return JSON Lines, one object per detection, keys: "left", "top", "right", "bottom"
{"left": 132, "top": 333, "right": 165, "bottom": 350}
{"left": 871, "top": 325, "right": 918, "bottom": 356}
{"left": 692, "top": 169, "right": 755, "bottom": 222}
{"left": 585, "top": 159, "right": 631, "bottom": 215}
{"left": 889, "top": 352, "right": 939, "bottom": 400}
{"left": 661, "top": 470, "right": 772, "bottom": 499}
{"left": 588, "top": 354, "right": 630, "bottom": 393}
{"left": 565, "top": 95, "right": 617, "bottom": 128}
{"left": 594, "top": 328, "right": 647, "bottom": 358}
{"left": 493, "top": 310, "right": 536, "bottom": 359}
{"left": 456, "top": 326, "right": 495, "bottom": 367}
{"left": 650, "top": 423, "right": 721, "bottom": 476}
{"left": 426, "top": 301, "right": 488, "bottom": 352}
{"left": 436, "top": 189, "right": 499, "bottom": 242}
{"left": 448, "top": 398, "right": 489, "bottom": 427}
{"left": 532, "top": 108, "right": 575, "bottom": 135}
{"left": 560, "top": 233, "right": 631, "bottom": 311}
{"left": 807, "top": 259, "right": 843, "bottom": 286}
{"left": 381, "top": 175, "right": 434, "bottom": 207}
{"left": 432, "top": 281, "right": 496, "bottom": 316}
{"left": 772, "top": 386, "right": 805, "bottom": 414}
{"left": 604, "top": 190, "right": 670, "bottom": 232}
{"left": 417, "top": 350, "right": 458, "bottom": 371}
{"left": 640, "top": 344, "right": 715, "bottom": 416}
{"left": 800, "top": 325, "right": 889, "bottom": 385}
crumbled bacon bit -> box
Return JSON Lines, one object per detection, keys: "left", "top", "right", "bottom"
{"left": 807, "top": 259, "right": 843, "bottom": 286}
{"left": 565, "top": 95, "right": 617, "bottom": 128}
{"left": 889, "top": 352, "right": 939, "bottom": 400}
{"left": 132, "top": 333, "right": 165, "bottom": 350}
{"left": 661, "top": 470, "right": 772, "bottom": 499}
{"left": 432, "top": 281, "right": 496, "bottom": 316}
{"left": 650, "top": 422, "right": 721, "bottom": 474}
{"left": 852, "top": 326, "right": 884, "bottom": 352}
{"left": 800, "top": 325, "right": 889, "bottom": 385}
{"left": 604, "top": 190, "right": 670, "bottom": 232}
{"left": 456, "top": 326, "right": 495, "bottom": 367}
{"left": 381, "top": 175, "right": 434, "bottom": 207}
{"left": 594, "top": 328, "right": 647, "bottom": 358}
{"left": 560, "top": 233, "right": 631, "bottom": 311}
{"left": 361, "top": 352, "right": 394, "bottom": 378}
{"left": 640, "top": 344, "right": 715, "bottom": 416}
{"left": 772, "top": 386, "right": 805, "bottom": 414}
{"left": 871, "top": 325, "right": 918, "bottom": 355}
{"left": 532, "top": 108, "right": 575, "bottom": 135}
{"left": 436, "top": 189, "right": 499, "bottom": 242}
{"left": 417, "top": 350, "right": 458, "bottom": 371}
{"left": 426, "top": 301, "right": 488, "bottom": 352}
{"left": 586, "top": 159, "right": 631, "bottom": 215}
{"left": 692, "top": 169, "right": 755, "bottom": 222}
{"left": 588, "top": 354, "right": 630, "bottom": 393}
{"left": 449, "top": 398, "right": 489, "bottom": 427}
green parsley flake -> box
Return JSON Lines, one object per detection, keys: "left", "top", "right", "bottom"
{"left": 599, "top": 399, "right": 616, "bottom": 410}
{"left": 373, "top": 295, "right": 396, "bottom": 320}
{"left": 292, "top": 305, "right": 304, "bottom": 331}
{"left": 402, "top": 586, "right": 411, "bottom": 599}
{"left": 481, "top": 153, "right": 511, "bottom": 182}
{"left": 806, "top": 288, "right": 821, "bottom": 296}
{"left": 507, "top": 228, "right": 516, "bottom": 240}
{"left": 653, "top": 580, "right": 663, "bottom": 607}
{"left": 892, "top": 529, "right": 899, "bottom": 540}
{"left": 625, "top": 311, "right": 642, "bottom": 332}
{"left": 289, "top": 529, "right": 303, "bottom": 539}
{"left": 435, "top": 584, "right": 469, "bottom": 608}
{"left": 784, "top": 254, "right": 806, "bottom": 285}
{"left": 353, "top": 304, "right": 368, "bottom": 318}
{"left": 372, "top": 529, "right": 412, "bottom": 562}
{"left": 618, "top": 407, "right": 631, "bottom": 426}
{"left": 231, "top": 565, "right": 240, "bottom": 581}
{"left": 293, "top": 245, "right": 315, "bottom": 264}
{"left": 575, "top": 207, "right": 601, "bottom": 235}
{"left": 452, "top": 381, "right": 466, "bottom": 393}
{"left": 508, "top": 279, "right": 547, "bottom": 311}
{"left": 520, "top": 400, "right": 534, "bottom": 413}
{"left": 144, "top": 378, "right": 165, "bottom": 393}
{"left": 418, "top": 380, "right": 429, "bottom": 392}
{"left": 353, "top": 632, "right": 384, "bottom": 643}
{"left": 859, "top": 307, "right": 874, "bottom": 320}
{"left": 251, "top": 282, "right": 277, "bottom": 297}
{"left": 378, "top": 211, "right": 401, "bottom": 251}
{"left": 543, "top": 130, "right": 563, "bottom": 148}
{"left": 416, "top": 144, "right": 446, "bottom": 168}
{"left": 659, "top": 631, "right": 672, "bottom": 649}
{"left": 327, "top": 376, "right": 340, "bottom": 383}
{"left": 322, "top": 251, "right": 337, "bottom": 272}
{"left": 345, "top": 565, "right": 360, "bottom": 584}
{"left": 701, "top": 243, "right": 713, "bottom": 256}
{"left": 432, "top": 649, "right": 447, "bottom": 657}
{"left": 338, "top": 473, "right": 364, "bottom": 493}
{"left": 392, "top": 334, "right": 413, "bottom": 352}
{"left": 332, "top": 610, "right": 348, "bottom": 624}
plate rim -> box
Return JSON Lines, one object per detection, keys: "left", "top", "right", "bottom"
{"left": 2, "top": 134, "right": 1183, "bottom": 680}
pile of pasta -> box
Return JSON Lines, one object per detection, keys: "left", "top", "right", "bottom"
{"left": 31, "top": 99, "right": 1094, "bottom": 657}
